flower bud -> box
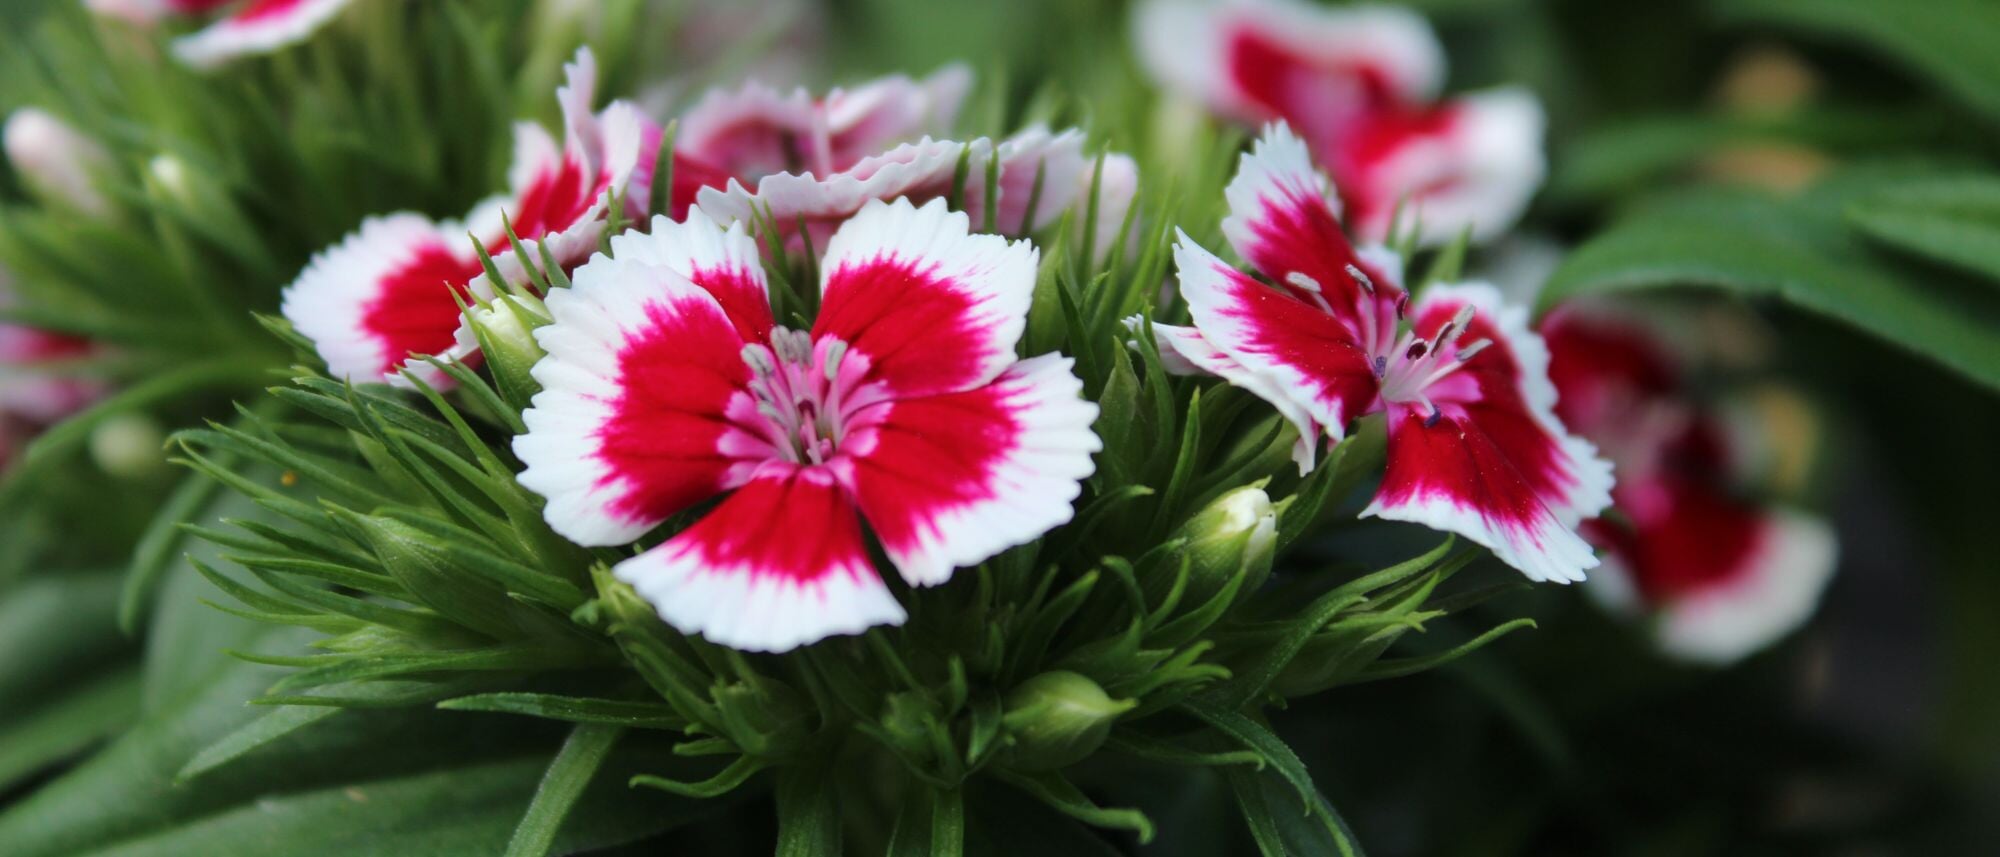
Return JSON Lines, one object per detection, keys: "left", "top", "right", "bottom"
{"left": 5, "top": 109, "right": 113, "bottom": 218}
{"left": 1001, "top": 670, "right": 1134, "bottom": 771}
{"left": 89, "top": 412, "right": 166, "bottom": 479}
{"left": 466, "top": 293, "right": 551, "bottom": 410}
{"left": 333, "top": 509, "right": 522, "bottom": 639}
{"left": 1158, "top": 484, "right": 1277, "bottom": 611}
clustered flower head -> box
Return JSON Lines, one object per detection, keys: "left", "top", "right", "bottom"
{"left": 186, "top": 0, "right": 1824, "bottom": 666}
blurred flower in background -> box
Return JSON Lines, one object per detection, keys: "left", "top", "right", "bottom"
{"left": 85, "top": 0, "right": 356, "bottom": 68}
{"left": 1545, "top": 305, "right": 1837, "bottom": 663}
{"left": 1133, "top": 0, "right": 1543, "bottom": 245}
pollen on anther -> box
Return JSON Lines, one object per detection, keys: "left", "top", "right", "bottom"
{"left": 1345, "top": 264, "right": 1375, "bottom": 294}
{"left": 1284, "top": 271, "right": 1324, "bottom": 293}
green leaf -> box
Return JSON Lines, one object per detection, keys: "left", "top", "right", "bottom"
{"left": 1717, "top": 0, "right": 2000, "bottom": 124}
{"left": 0, "top": 665, "right": 140, "bottom": 791}
{"left": 439, "top": 692, "right": 686, "bottom": 729}
{"left": 1540, "top": 185, "right": 2000, "bottom": 391}
{"left": 775, "top": 762, "right": 846, "bottom": 857}
{"left": 1181, "top": 700, "right": 1362, "bottom": 856}
{"left": 0, "top": 569, "right": 131, "bottom": 724}
{"left": 1847, "top": 175, "right": 2000, "bottom": 286}
{"left": 992, "top": 770, "right": 1155, "bottom": 843}
{"left": 1224, "top": 763, "right": 1366, "bottom": 857}
{"left": 503, "top": 724, "right": 625, "bottom": 857}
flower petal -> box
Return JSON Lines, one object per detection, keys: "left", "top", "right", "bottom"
{"left": 695, "top": 137, "right": 990, "bottom": 250}
{"left": 841, "top": 354, "right": 1100, "bottom": 586}
{"left": 676, "top": 80, "right": 819, "bottom": 180}
{"left": 987, "top": 125, "right": 1091, "bottom": 235}
{"left": 1135, "top": 0, "right": 1442, "bottom": 127}
{"left": 172, "top": 0, "right": 354, "bottom": 68}
{"left": 824, "top": 64, "right": 973, "bottom": 169}
{"left": 1633, "top": 506, "right": 1836, "bottom": 664}
{"left": 615, "top": 466, "right": 905, "bottom": 652}
{"left": 1174, "top": 232, "right": 1378, "bottom": 446}
{"left": 1137, "top": 319, "right": 1322, "bottom": 473}
{"left": 813, "top": 197, "right": 1037, "bottom": 399}
{"left": 609, "top": 207, "right": 775, "bottom": 342}
{"left": 1333, "top": 88, "right": 1546, "bottom": 245}
{"left": 516, "top": 256, "right": 765, "bottom": 547}
{"left": 1222, "top": 123, "right": 1403, "bottom": 348}
{"left": 281, "top": 211, "right": 488, "bottom": 385}
{"left": 1363, "top": 283, "right": 1614, "bottom": 583}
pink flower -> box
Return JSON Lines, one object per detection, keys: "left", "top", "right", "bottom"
{"left": 1134, "top": 0, "right": 1542, "bottom": 245}
{"left": 698, "top": 124, "right": 1139, "bottom": 256}
{"left": 86, "top": 0, "right": 357, "bottom": 68}
{"left": 513, "top": 199, "right": 1101, "bottom": 651}
{"left": 1148, "top": 124, "right": 1610, "bottom": 583}
{"left": 675, "top": 65, "right": 971, "bottom": 187}
{"left": 0, "top": 274, "right": 106, "bottom": 472}
{"left": 282, "top": 48, "right": 653, "bottom": 389}
{"left": 1544, "top": 309, "right": 1836, "bottom": 663}
{"left": 4, "top": 108, "right": 114, "bottom": 218}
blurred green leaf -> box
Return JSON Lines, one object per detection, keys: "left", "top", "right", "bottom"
{"left": 1848, "top": 175, "right": 2000, "bottom": 286}
{"left": 1540, "top": 184, "right": 2000, "bottom": 390}
{"left": 1718, "top": 0, "right": 2000, "bottom": 124}
{"left": 0, "top": 665, "right": 139, "bottom": 791}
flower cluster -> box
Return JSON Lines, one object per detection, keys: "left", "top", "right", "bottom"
{"left": 1136, "top": 0, "right": 1543, "bottom": 245}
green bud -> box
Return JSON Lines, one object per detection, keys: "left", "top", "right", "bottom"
{"left": 1001, "top": 670, "right": 1134, "bottom": 771}
{"left": 467, "top": 293, "right": 551, "bottom": 411}
{"left": 1161, "top": 483, "right": 1277, "bottom": 610}
{"left": 333, "top": 509, "right": 522, "bottom": 639}
{"left": 87, "top": 412, "right": 165, "bottom": 478}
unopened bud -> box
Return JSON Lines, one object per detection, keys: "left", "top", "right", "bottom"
{"left": 1001, "top": 670, "right": 1134, "bottom": 771}
{"left": 88, "top": 411, "right": 165, "bottom": 478}
{"left": 467, "top": 294, "right": 552, "bottom": 410}
{"left": 5, "top": 109, "right": 113, "bottom": 218}
{"left": 1162, "top": 484, "right": 1277, "bottom": 610}
{"left": 333, "top": 509, "right": 522, "bottom": 638}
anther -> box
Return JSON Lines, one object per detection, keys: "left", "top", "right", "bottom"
{"left": 741, "top": 344, "right": 776, "bottom": 376}
{"left": 1395, "top": 293, "right": 1409, "bottom": 319}
{"left": 822, "top": 340, "right": 848, "bottom": 382}
{"left": 1372, "top": 355, "right": 1388, "bottom": 378}
{"left": 1405, "top": 340, "right": 1429, "bottom": 361}
{"left": 1345, "top": 264, "right": 1375, "bottom": 294}
{"left": 1423, "top": 404, "right": 1443, "bottom": 428}
{"left": 1285, "top": 271, "right": 1324, "bottom": 293}
{"left": 1455, "top": 339, "right": 1492, "bottom": 362}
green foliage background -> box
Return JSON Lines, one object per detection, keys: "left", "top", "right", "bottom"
{"left": 0, "top": 0, "right": 1996, "bottom": 854}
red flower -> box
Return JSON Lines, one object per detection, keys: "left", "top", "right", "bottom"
{"left": 514, "top": 199, "right": 1101, "bottom": 651}
{"left": 1147, "top": 125, "right": 1611, "bottom": 583}
{"left": 1544, "top": 309, "right": 1836, "bottom": 662}
{"left": 1135, "top": 0, "right": 1543, "bottom": 245}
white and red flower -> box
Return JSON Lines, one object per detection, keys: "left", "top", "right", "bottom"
{"left": 1133, "top": 0, "right": 1543, "bottom": 245}
{"left": 1148, "top": 124, "right": 1610, "bottom": 582}
{"left": 514, "top": 198, "right": 1101, "bottom": 651}
{"left": 283, "top": 48, "right": 654, "bottom": 389}
{"left": 1544, "top": 309, "right": 1836, "bottom": 663}
{"left": 86, "top": 0, "right": 356, "bottom": 68}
